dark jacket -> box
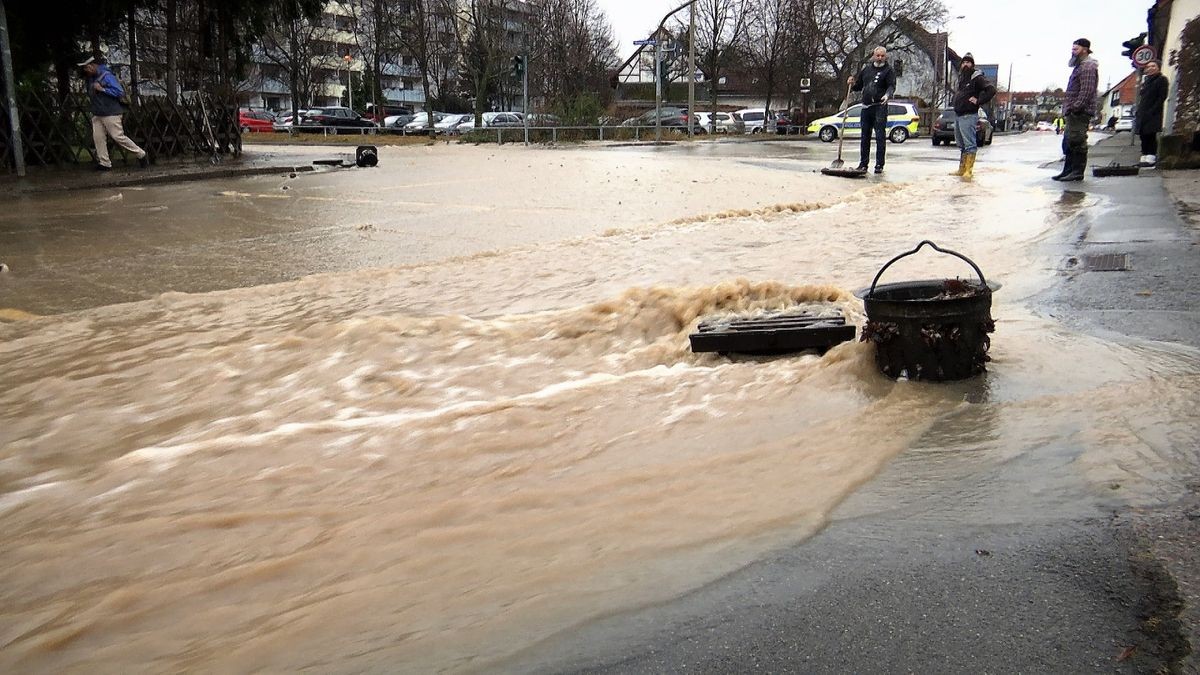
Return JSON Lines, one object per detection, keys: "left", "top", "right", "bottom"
{"left": 1135, "top": 73, "right": 1169, "bottom": 134}
{"left": 851, "top": 62, "right": 897, "bottom": 106}
{"left": 953, "top": 68, "right": 996, "bottom": 115}
{"left": 87, "top": 64, "right": 126, "bottom": 117}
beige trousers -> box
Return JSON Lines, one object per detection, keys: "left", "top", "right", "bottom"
{"left": 92, "top": 115, "right": 146, "bottom": 167}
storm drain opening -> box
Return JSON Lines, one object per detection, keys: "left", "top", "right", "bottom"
{"left": 1079, "top": 253, "right": 1132, "bottom": 272}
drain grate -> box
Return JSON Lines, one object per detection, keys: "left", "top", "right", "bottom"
{"left": 1082, "top": 253, "right": 1131, "bottom": 271}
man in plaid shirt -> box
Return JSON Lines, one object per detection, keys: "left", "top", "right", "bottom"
{"left": 1053, "top": 38, "right": 1099, "bottom": 182}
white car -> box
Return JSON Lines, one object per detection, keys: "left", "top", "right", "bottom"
{"left": 435, "top": 113, "right": 474, "bottom": 134}
{"left": 272, "top": 110, "right": 314, "bottom": 132}
{"left": 1114, "top": 115, "right": 1134, "bottom": 132}
{"left": 695, "top": 111, "right": 740, "bottom": 133}
{"left": 402, "top": 112, "right": 447, "bottom": 134}
{"left": 735, "top": 108, "right": 769, "bottom": 133}
{"left": 1035, "top": 121, "right": 1054, "bottom": 132}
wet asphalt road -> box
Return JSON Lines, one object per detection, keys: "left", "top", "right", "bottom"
{"left": 499, "top": 134, "right": 1200, "bottom": 674}
{"left": 1, "top": 132, "right": 1195, "bottom": 672}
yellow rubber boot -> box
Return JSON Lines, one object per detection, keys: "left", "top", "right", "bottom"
{"left": 949, "top": 154, "right": 965, "bottom": 176}
{"left": 961, "top": 153, "right": 976, "bottom": 180}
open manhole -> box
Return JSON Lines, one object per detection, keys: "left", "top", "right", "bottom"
{"left": 1081, "top": 253, "right": 1131, "bottom": 272}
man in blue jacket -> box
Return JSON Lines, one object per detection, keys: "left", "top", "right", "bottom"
{"left": 79, "top": 56, "right": 148, "bottom": 171}
{"left": 847, "top": 46, "right": 897, "bottom": 174}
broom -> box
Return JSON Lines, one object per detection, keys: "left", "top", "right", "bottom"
{"left": 821, "top": 83, "right": 865, "bottom": 178}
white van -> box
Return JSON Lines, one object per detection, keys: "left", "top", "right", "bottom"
{"left": 734, "top": 108, "right": 770, "bottom": 134}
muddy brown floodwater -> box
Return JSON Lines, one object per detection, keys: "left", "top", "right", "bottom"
{"left": 2, "top": 139, "right": 1198, "bottom": 672}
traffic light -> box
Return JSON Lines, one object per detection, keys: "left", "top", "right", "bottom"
{"left": 512, "top": 55, "right": 525, "bottom": 79}
{"left": 1121, "top": 33, "right": 1147, "bottom": 60}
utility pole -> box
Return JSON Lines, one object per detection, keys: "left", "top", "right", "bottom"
{"left": 654, "top": 39, "right": 662, "bottom": 142}
{"left": 522, "top": 53, "right": 528, "bottom": 146}
{"left": 0, "top": 0, "right": 24, "bottom": 177}
{"left": 1005, "top": 62, "right": 1012, "bottom": 131}
{"left": 687, "top": 6, "right": 695, "bottom": 137}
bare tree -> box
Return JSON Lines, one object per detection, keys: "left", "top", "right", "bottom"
{"left": 813, "top": 0, "right": 945, "bottom": 88}
{"left": 389, "top": 0, "right": 459, "bottom": 130}
{"left": 675, "top": 0, "right": 746, "bottom": 114}
{"left": 739, "top": 0, "right": 795, "bottom": 125}
{"left": 452, "top": 0, "right": 520, "bottom": 122}
{"left": 346, "top": 0, "right": 392, "bottom": 112}
{"left": 528, "top": 0, "right": 618, "bottom": 116}
{"left": 260, "top": 11, "right": 333, "bottom": 120}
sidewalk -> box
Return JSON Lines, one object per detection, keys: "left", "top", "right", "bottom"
{"left": 0, "top": 153, "right": 317, "bottom": 196}
{"left": 1047, "top": 130, "right": 1200, "bottom": 672}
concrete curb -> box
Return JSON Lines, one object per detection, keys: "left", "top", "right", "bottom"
{"left": 1, "top": 164, "right": 316, "bottom": 196}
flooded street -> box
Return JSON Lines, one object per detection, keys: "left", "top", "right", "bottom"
{"left": 2, "top": 134, "right": 1199, "bottom": 672}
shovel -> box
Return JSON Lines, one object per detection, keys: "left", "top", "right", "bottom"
{"left": 821, "top": 84, "right": 866, "bottom": 178}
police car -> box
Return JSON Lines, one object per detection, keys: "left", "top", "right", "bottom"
{"left": 808, "top": 101, "right": 921, "bottom": 143}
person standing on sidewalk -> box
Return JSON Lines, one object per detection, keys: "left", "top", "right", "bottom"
{"left": 1053, "top": 38, "right": 1099, "bottom": 182}
{"left": 79, "top": 56, "right": 148, "bottom": 171}
{"left": 947, "top": 52, "right": 996, "bottom": 180}
{"left": 847, "top": 46, "right": 897, "bottom": 174}
{"left": 1135, "top": 60, "right": 1169, "bottom": 167}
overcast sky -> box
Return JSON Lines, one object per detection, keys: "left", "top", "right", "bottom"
{"left": 600, "top": 0, "right": 1153, "bottom": 93}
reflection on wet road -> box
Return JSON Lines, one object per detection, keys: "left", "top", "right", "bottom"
{"left": 2, "top": 132, "right": 1198, "bottom": 672}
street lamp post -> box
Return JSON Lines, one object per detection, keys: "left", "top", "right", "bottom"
{"left": 939, "top": 16, "right": 966, "bottom": 109}
{"left": 343, "top": 54, "right": 353, "bottom": 110}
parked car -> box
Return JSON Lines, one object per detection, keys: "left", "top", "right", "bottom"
{"left": 696, "top": 111, "right": 740, "bottom": 134}
{"left": 1035, "top": 120, "right": 1055, "bottom": 132}
{"left": 238, "top": 108, "right": 276, "bottom": 133}
{"left": 448, "top": 115, "right": 483, "bottom": 134}
{"left": 364, "top": 103, "right": 412, "bottom": 124}
{"left": 807, "top": 101, "right": 922, "bottom": 143}
{"left": 526, "top": 113, "right": 561, "bottom": 127}
{"left": 272, "top": 110, "right": 313, "bottom": 132}
{"left": 773, "top": 109, "right": 803, "bottom": 135}
{"left": 622, "top": 107, "right": 705, "bottom": 131}
{"left": 930, "top": 108, "right": 994, "bottom": 146}
{"left": 298, "top": 107, "right": 377, "bottom": 133}
{"left": 382, "top": 113, "right": 416, "bottom": 133}
{"left": 735, "top": 108, "right": 769, "bottom": 133}
{"left": 402, "top": 112, "right": 448, "bottom": 134}
{"left": 1114, "top": 115, "right": 1134, "bottom": 132}
{"left": 482, "top": 112, "right": 525, "bottom": 128}
{"left": 433, "top": 113, "right": 475, "bottom": 134}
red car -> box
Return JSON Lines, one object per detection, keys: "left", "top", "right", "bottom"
{"left": 238, "top": 108, "right": 276, "bottom": 133}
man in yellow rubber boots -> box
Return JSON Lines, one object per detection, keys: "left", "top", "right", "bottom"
{"left": 948, "top": 52, "right": 996, "bottom": 180}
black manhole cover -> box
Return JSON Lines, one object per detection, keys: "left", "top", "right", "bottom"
{"left": 1082, "top": 253, "right": 1131, "bottom": 271}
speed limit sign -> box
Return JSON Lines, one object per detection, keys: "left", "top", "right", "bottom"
{"left": 1132, "top": 44, "right": 1157, "bottom": 66}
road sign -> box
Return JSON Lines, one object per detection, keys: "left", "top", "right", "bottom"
{"left": 633, "top": 39, "right": 657, "bottom": 46}
{"left": 1132, "top": 44, "right": 1157, "bottom": 66}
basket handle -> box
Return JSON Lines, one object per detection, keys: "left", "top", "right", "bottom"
{"left": 868, "top": 240, "right": 987, "bottom": 296}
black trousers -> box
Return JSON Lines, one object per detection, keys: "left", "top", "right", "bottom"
{"left": 1140, "top": 132, "right": 1158, "bottom": 155}
{"left": 859, "top": 104, "right": 887, "bottom": 168}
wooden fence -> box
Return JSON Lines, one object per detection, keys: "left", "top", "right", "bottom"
{"left": 0, "top": 91, "right": 240, "bottom": 171}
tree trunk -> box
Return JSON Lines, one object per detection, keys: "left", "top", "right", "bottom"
{"left": 165, "top": 0, "right": 178, "bottom": 103}
{"left": 127, "top": 7, "right": 140, "bottom": 105}
{"left": 289, "top": 23, "right": 301, "bottom": 121}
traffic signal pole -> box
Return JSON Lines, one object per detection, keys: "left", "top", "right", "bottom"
{"left": 687, "top": 6, "right": 695, "bottom": 137}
